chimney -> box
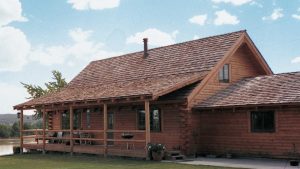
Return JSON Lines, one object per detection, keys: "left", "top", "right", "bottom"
{"left": 143, "top": 38, "right": 148, "bottom": 58}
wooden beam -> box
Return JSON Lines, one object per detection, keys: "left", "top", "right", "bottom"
{"left": 103, "top": 104, "right": 108, "bottom": 157}
{"left": 42, "top": 110, "right": 46, "bottom": 154}
{"left": 144, "top": 100, "right": 151, "bottom": 159}
{"left": 19, "top": 109, "right": 24, "bottom": 154}
{"left": 70, "top": 106, "right": 74, "bottom": 155}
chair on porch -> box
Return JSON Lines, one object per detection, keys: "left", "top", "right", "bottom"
{"left": 56, "top": 131, "right": 63, "bottom": 144}
{"left": 79, "top": 133, "right": 92, "bottom": 145}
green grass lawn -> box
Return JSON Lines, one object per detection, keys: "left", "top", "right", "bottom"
{"left": 0, "top": 153, "right": 239, "bottom": 169}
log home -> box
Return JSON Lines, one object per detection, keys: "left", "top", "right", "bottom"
{"left": 14, "top": 30, "right": 300, "bottom": 159}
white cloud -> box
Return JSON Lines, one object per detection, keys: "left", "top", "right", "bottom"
{"left": 126, "top": 28, "right": 179, "bottom": 46}
{"left": 0, "top": 0, "right": 27, "bottom": 26}
{"left": 189, "top": 14, "right": 208, "bottom": 26}
{"left": 193, "top": 35, "right": 200, "bottom": 40}
{"left": 0, "top": 83, "right": 28, "bottom": 113}
{"left": 292, "top": 14, "right": 300, "bottom": 20}
{"left": 0, "top": 26, "right": 31, "bottom": 72}
{"left": 29, "top": 28, "right": 121, "bottom": 65}
{"left": 291, "top": 57, "right": 300, "bottom": 64}
{"left": 0, "top": 0, "right": 30, "bottom": 72}
{"left": 292, "top": 8, "right": 300, "bottom": 20}
{"left": 262, "top": 8, "right": 284, "bottom": 21}
{"left": 211, "top": 0, "right": 253, "bottom": 6}
{"left": 67, "top": 0, "right": 120, "bottom": 10}
{"left": 250, "top": 1, "right": 263, "bottom": 8}
{"left": 214, "top": 10, "right": 240, "bottom": 25}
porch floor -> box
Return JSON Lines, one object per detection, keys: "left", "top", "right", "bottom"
{"left": 23, "top": 143, "right": 146, "bottom": 158}
{"left": 176, "top": 157, "right": 299, "bottom": 169}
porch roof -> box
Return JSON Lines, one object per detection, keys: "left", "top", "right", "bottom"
{"left": 194, "top": 72, "right": 300, "bottom": 109}
{"left": 14, "top": 72, "right": 206, "bottom": 109}
{"left": 14, "top": 30, "right": 246, "bottom": 110}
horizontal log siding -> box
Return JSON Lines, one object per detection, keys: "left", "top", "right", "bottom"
{"left": 52, "top": 112, "right": 61, "bottom": 130}
{"left": 191, "top": 44, "right": 266, "bottom": 107}
{"left": 196, "top": 108, "right": 300, "bottom": 158}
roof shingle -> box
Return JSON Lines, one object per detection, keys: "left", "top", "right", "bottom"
{"left": 14, "top": 30, "right": 245, "bottom": 109}
{"left": 195, "top": 72, "right": 300, "bottom": 109}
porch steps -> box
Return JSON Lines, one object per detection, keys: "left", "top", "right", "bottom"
{"left": 167, "top": 150, "right": 186, "bottom": 160}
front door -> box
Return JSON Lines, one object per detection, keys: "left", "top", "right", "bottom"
{"left": 107, "top": 112, "right": 114, "bottom": 145}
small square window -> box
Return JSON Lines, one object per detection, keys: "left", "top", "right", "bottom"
{"left": 251, "top": 111, "right": 275, "bottom": 133}
{"left": 219, "top": 64, "right": 230, "bottom": 83}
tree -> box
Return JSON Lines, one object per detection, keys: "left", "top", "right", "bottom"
{"left": 0, "top": 124, "right": 11, "bottom": 138}
{"left": 21, "top": 70, "right": 68, "bottom": 118}
{"left": 10, "top": 122, "right": 19, "bottom": 137}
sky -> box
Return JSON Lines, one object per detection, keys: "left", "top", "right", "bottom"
{"left": 1, "top": 0, "right": 300, "bottom": 114}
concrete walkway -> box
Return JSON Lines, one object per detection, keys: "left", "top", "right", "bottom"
{"left": 176, "top": 157, "right": 300, "bottom": 169}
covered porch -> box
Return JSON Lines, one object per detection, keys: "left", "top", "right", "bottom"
{"left": 18, "top": 100, "right": 154, "bottom": 158}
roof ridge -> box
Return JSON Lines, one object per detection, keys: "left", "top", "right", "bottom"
{"left": 90, "top": 29, "right": 247, "bottom": 64}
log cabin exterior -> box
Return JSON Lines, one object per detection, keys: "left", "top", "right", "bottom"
{"left": 14, "top": 30, "right": 300, "bottom": 159}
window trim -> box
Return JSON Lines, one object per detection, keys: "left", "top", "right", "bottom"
{"left": 219, "top": 64, "right": 230, "bottom": 83}
{"left": 250, "top": 110, "right": 275, "bottom": 133}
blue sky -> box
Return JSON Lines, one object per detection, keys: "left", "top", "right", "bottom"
{"left": 1, "top": 0, "right": 300, "bottom": 114}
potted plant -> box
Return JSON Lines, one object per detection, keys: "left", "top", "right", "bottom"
{"left": 148, "top": 143, "right": 166, "bottom": 161}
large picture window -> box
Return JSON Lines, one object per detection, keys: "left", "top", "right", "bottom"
{"left": 137, "top": 108, "right": 161, "bottom": 132}
{"left": 219, "top": 64, "right": 230, "bottom": 83}
{"left": 251, "top": 111, "right": 275, "bottom": 132}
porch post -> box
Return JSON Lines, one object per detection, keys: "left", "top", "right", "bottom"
{"left": 19, "top": 109, "right": 24, "bottom": 154}
{"left": 70, "top": 106, "right": 74, "bottom": 155}
{"left": 42, "top": 110, "right": 46, "bottom": 154}
{"left": 103, "top": 104, "right": 108, "bottom": 157}
{"left": 145, "top": 100, "right": 151, "bottom": 159}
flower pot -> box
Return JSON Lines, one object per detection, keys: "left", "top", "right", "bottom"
{"left": 152, "top": 152, "right": 163, "bottom": 161}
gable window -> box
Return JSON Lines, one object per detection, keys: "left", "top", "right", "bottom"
{"left": 219, "top": 64, "right": 230, "bottom": 83}
{"left": 251, "top": 111, "right": 275, "bottom": 133}
{"left": 137, "top": 108, "right": 161, "bottom": 132}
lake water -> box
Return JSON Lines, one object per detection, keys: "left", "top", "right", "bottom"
{"left": 0, "top": 139, "right": 36, "bottom": 156}
{"left": 0, "top": 139, "right": 19, "bottom": 156}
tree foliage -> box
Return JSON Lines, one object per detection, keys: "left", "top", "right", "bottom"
{"left": 21, "top": 70, "right": 67, "bottom": 118}
{"left": 21, "top": 70, "right": 67, "bottom": 99}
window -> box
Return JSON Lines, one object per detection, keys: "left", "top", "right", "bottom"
{"left": 73, "top": 109, "right": 81, "bottom": 130}
{"left": 219, "top": 64, "right": 230, "bottom": 83}
{"left": 86, "top": 109, "right": 91, "bottom": 129}
{"left": 62, "top": 110, "right": 70, "bottom": 129}
{"left": 251, "top": 111, "right": 275, "bottom": 132}
{"left": 137, "top": 108, "right": 161, "bottom": 132}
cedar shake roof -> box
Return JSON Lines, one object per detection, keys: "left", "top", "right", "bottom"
{"left": 195, "top": 72, "right": 300, "bottom": 109}
{"left": 14, "top": 30, "right": 245, "bottom": 109}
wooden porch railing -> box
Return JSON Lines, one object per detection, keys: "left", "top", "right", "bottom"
{"left": 21, "top": 129, "right": 147, "bottom": 157}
